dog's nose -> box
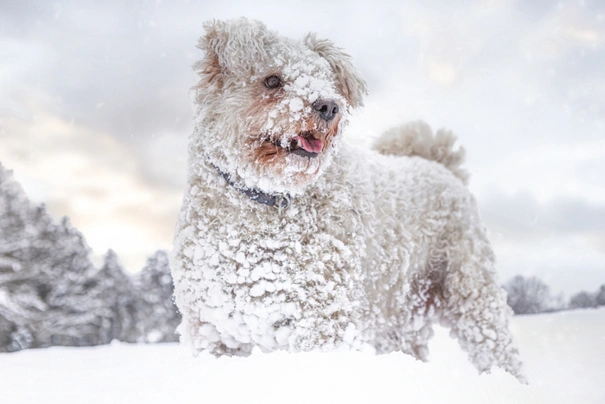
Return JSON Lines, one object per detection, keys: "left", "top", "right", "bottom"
{"left": 313, "top": 98, "right": 339, "bottom": 121}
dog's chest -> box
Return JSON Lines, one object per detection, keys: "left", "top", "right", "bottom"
{"left": 181, "top": 188, "right": 367, "bottom": 350}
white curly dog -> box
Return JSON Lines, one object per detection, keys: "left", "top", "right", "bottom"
{"left": 172, "top": 18, "right": 525, "bottom": 382}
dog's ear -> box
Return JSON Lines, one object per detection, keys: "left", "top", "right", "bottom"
{"left": 195, "top": 18, "right": 276, "bottom": 86}
{"left": 304, "top": 33, "right": 368, "bottom": 110}
{"left": 194, "top": 21, "right": 226, "bottom": 94}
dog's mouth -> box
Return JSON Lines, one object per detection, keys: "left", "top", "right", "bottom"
{"left": 273, "top": 131, "right": 323, "bottom": 158}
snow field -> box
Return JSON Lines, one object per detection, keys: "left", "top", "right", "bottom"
{"left": 1, "top": 308, "right": 603, "bottom": 404}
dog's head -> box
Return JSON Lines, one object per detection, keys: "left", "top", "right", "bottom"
{"left": 193, "top": 18, "right": 367, "bottom": 195}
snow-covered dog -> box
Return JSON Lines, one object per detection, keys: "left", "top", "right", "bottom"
{"left": 172, "top": 18, "right": 525, "bottom": 382}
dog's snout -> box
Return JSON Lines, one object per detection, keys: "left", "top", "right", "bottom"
{"left": 313, "top": 98, "right": 339, "bottom": 122}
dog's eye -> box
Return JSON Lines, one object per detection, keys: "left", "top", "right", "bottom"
{"left": 264, "top": 75, "right": 282, "bottom": 89}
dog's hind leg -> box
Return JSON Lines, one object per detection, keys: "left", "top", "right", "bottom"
{"left": 436, "top": 198, "right": 526, "bottom": 383}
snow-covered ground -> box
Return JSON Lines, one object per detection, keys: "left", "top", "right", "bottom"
{"left": 2, "top": 308, "right": 604, "bottom": 404}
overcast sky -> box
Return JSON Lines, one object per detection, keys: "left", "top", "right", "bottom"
{"left": 1, "top": 0, "right": 603, "bottom": 296}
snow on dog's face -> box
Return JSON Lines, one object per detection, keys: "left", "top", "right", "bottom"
{"left": 193, "top": 18, "right": 367, "bottom": 195}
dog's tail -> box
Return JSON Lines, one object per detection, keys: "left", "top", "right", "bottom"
{"left": 371, "top": 120, "right": 469, "bottom": 185}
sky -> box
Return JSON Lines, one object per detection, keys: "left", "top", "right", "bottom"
{"left": 0, "top": 0, "right": 603, "bottom": 296}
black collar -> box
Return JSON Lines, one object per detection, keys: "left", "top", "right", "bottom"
{"left": 212, "top": 163, "right": 290, "bottom": 209}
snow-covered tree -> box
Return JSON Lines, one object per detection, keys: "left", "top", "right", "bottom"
{"left": 0, "top": 164, "right": 49, "bottom": 350}
{"left": 37, "top": 217, "right": 112, "bottom": 347}
{"left": 134, "top": 251, "right": 180, "bottom": 343}
{"left": 596, "top": 285, "right": 605, "bottom": 307}
{"left": 86, "top": 250, "right": 139, "bottom": 343}
{"left": 1, "top": 163, "right": 180, "bottom": 351}
{"left": 503, "top": 275, "right": 553, "bottom": 315}
{"left": 0, "top": 163, "right": 108, "bottom": 350}
{"left": 569, "top": 291, "right": 596, "bottom": 310}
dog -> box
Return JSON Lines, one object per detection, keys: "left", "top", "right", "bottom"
{"left": 171, "top": 18, "right": 525, "bottom": 382}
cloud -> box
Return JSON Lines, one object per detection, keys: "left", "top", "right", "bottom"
{"left": 1, "top": 0, "right": 604, "bottom": 294}
{"left": 469, "top": 137, "right": 605, "bottom": 207}
{"left": 480, "top": 191, "right": 605, "bottom": 238}
{"left": 477, "top": 189, "right": 605, "bottom": 294}
{"left": 494, "top": 237, "right": 605, "bottom": 297}
{"left": 0, "top": 104, "right": 183, "bottom": 272}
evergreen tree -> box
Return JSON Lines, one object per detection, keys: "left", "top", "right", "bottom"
{"left": 87, "top": 250, "right": 138, "bottom": 343}
{"left": 0, "top": 163, "right": 106, "bottom": 350}
{"left": 1, "top": 163, "right": 180, "bottom": 351}
{"left": 0, "top": 164, "right": 49, "bottom": 351}
{"left": 134, "top": 251, "right": 180, "bottom": 342}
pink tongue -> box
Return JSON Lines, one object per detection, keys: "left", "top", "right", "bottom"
{"left": 296, "top": 136, "right": 323, "bottom": 153}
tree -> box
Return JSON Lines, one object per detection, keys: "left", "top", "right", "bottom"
{"left": 0, "top": 163, "right": 108, "bottom": 350}
{"left": 134, "top": 251, "right": 180, "bottom": 343}
{"left": 0, "top": 164, "right": 50, "bottom": 351}
{"left": 569, "top": 291, "right": 596, "bottom": 310}
{"left": 595, "top": 285, "right": 605, "bottom": 307}
{"left": 503, "top": 275, "right": 552, "bottom": 315}
{"left": 86, "top": 250, "right": 139, "bottom": 343}
{"left": 1, "top": 163, "right": 181, "bottom": 351}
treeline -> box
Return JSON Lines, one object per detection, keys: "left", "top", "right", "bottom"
{"left": 0, "top": 163, "right": 180, "bottom": 352}
{"left": 503, "top": 275, "right": 605, "bottom": 315}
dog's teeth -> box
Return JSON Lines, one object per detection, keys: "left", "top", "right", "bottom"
{"left": 297, "top": 138, "right": 303, "bottom": 148}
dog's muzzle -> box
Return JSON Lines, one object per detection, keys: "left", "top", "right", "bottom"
{"left": 274, "top": 130, "right": 324, "bottom": 158}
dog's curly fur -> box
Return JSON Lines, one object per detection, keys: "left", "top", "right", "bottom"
{"left": 172, "top": 18, "right": 525, "bottom": 382}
